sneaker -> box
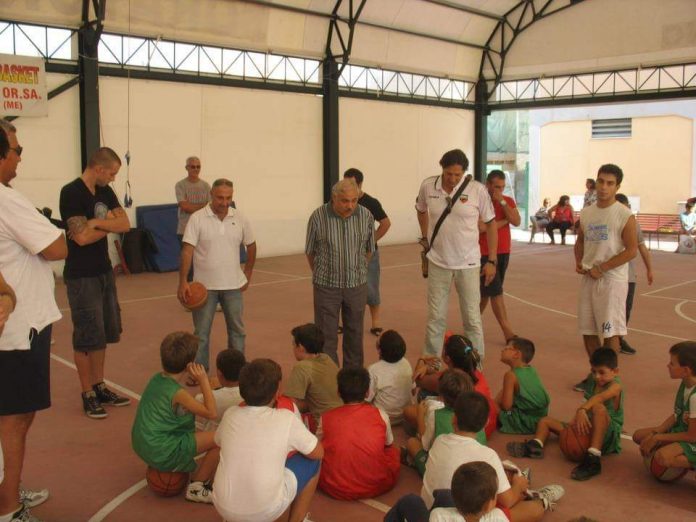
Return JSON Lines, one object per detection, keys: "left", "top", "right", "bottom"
{"left": 82, "top": 391, "right": 107, "bottom": 419}
{"left": 10, "top": 505, "right": 43, "bottom": 522}
{"left": 573, "top": 375, "right": 591, "bottom": 393}
{"left": 571, "top": 453, "right": 601, "bottom": 481}
{"left": 506, "top": 439, "right": 544, "bottom": 459}
{"left": 302, "top": 514, "right": 315, "bottom": 522}
{"left": 186, "top": 481, "right": 214, "bottom": 504}
{"left": 399, "top": 446, "right": 414, "bottom": 467}
{"left": 19, "top": 487, "right": 49, "bottom": 508}
{"left": 93, "top": 382, "right": 131, "bottom": 407}
{"left": 620, "top": 338, "right": 637, "bottom": 355}
{"left": 530, "top": 484, "right": 565, "bottom": 511}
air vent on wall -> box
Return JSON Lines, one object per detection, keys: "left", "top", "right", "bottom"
{"left": 592, "top": 118, "right": 632, "bottom": 139}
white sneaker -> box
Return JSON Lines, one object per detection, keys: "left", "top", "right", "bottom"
{"left": 19, "top": 487, "right": 49, "bottom": 508}
{"left": 302, "top": 514, "right": 314, "bottom": 522}
{"left": 185, "top": 481, "right": 213, "bottom": 504}
{"left": 529, "top": 484, "right": 565, "bottom": 511}
{"left": 10, "top": 505, "right": 43, "bottom": 522}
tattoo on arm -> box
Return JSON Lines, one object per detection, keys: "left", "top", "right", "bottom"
{"left": 67, "top": 216, "right": 88, "bottom": 237}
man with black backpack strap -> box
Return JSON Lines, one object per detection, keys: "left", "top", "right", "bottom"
{"left": 416, "top": 149, "right": 497, "bottom": 359}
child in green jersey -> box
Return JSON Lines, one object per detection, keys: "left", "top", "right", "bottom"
{"left": 496, "top": 337, "right": 550, "bottom": 434}
{"left": 507, "top": 348, "right": 623, "bottom": 482}
{"left": 132, "top": 332, "right": 219, "bottom": 503}
{"left": 633, "top": 341, "right": 696, "bottom": 470}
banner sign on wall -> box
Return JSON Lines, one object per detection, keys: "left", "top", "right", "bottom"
{"left": 0, "top": 54, "right": 48, "bottom": 117}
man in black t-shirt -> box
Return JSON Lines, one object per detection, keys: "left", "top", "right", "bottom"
{"left": 343, "top": 168, "right": 391, "bottom": 336}
{"left": 59, "top": 147, "right": 132, "bottom": 419}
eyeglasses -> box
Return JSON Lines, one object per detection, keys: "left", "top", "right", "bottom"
{"left": 9, "top": 146, "right": 22, "bottom": 157}
{"left": 187, "top": 165, "right": 201, "bottom": 169}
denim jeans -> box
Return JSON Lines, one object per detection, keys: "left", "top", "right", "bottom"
{"left": 192, "top": 289, "right": 245, "bottom": 370}
{"left": 424, "top": 262, "right": 484, "bottom": 358}
{"left": 366, "top": 249, "right": 381, "bottom": 306}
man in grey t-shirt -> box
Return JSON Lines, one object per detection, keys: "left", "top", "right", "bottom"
{"left": 175, "top": 156, "right": 211, "bottom": 237}
{"left": 175, "top": 156, "right": 210, "bottom": 281}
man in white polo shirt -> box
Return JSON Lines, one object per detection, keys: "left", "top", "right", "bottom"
{"left": 0, "top": 119, "right": 67, "bottom": 522}
{"left": 177, "top": 178, "right": 256, "bottom": 373}
{"left": 416, "top": 149, "right": 497, "bottom": 358}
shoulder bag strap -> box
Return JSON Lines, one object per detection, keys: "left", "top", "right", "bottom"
{"left": 426, "top": 174, "right": 472, "bottom": 252}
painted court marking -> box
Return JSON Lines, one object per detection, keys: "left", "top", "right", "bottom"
{"left": 642, "top": 279, "right": 696, "bottom": 296}
{"left": 674, "top": 300, "right": 696, "bottom": 324}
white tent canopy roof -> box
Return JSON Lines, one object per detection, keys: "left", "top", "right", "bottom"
{"left": 4, "top": 0, "right": 696, "bottom": 81}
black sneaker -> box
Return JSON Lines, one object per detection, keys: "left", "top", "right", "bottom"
{"left": 571, "top": 453, "right": 601, "bottom": 481}
{"left": 82, "top": 391, "right": 107, "bottom": 419}
{"left": 507, "top": 439, "right": 544, "bottom": 459}
{"left": 93, "top": 382, "right": 131, "bottom": 407}
{"left": 620, "top": 338, "right": 637, "bottom": 355}
{"left": 572, "top": 375, "right": 591, "bottom": 393}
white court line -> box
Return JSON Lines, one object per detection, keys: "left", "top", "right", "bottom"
{"left": 254, "top": 268, "right": 307, "bottom": 279}
{"left": 50, "top": 353, "right": 142, "bottom": 402}
{"left": 504, "top": 292, "right": 688, "bottom": 341}
{"left": 87, "top": 479, "right": 148, "bottom": 522}
{"left": 642, "top": 295, "right": 696, "bottom": 303}
{"left": 642, "top": 279, "right": 696, "bottom": 296}
{"left": 675, "top": 300, "right": 696, "bottom": 324}
{"left": 359, "top": 498, "right": 391, "bottom": 513}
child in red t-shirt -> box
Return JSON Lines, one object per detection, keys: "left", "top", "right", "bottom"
{"left": 318, "top": 368, "right": 400, "bottom": 500}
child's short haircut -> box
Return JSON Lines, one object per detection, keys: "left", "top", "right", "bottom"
{"left": 337, "top": 367, "right": 370, "bottom": 403}
{"left": 439, "top": 369, "right": 474, "bottom": 409}
{"left": 444, "top": 334, "right": 480, "bottom": 385}
{"left": 291, "top": 323, "right": 325, "bottom": 354}
{"left": 451, "top": 461, "right": 498, "bottom": 516}
{"left": 160, "top": 332, "right": 198, "bottom": 373}
{"left": 590, "top": 347, "right": 618, "bottom": 370}
{"left": 670, "top": 341, "right": 696, "bottom": 374}
{"left": 216, "top": 349, "right": 246, "bottom": 382}
{"left": 239, "top": 358, "right": 282, "bottom": 406}
{"left": 377, "top": 330, "right": 406, "bottom": 363}
{"left": 511, "top": 337, "right": 535, "bottom": 363}
{"left": 454, "top": 391, "right": 489, "bottom": 433}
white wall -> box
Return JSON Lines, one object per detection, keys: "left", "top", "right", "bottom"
{"left": 339, "top": 97, "right": 475, "bottom": 246}
{"left": 98, "top": 77, "right": 323, "bottom": 258}
{"left": 10, "top": 74, "right": 475, "bottom": 264}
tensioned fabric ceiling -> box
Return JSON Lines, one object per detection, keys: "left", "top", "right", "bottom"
{"left": 4, "top": 0, "right": 696, "bottom": 81}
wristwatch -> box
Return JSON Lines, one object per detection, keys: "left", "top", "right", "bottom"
{"left": 486, "top": 259, "right": 497, "bottom": 266}
{"left": 499, "top": 199, "right": 507, "bottom": 207}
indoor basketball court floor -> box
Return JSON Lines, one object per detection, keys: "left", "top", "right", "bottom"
{"left": 21, "top": 241, "right": 696, "bottom": 521}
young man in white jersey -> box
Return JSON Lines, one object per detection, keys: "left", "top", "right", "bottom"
{"left": 573, "top": 164, "right": 637, "bottom": 392}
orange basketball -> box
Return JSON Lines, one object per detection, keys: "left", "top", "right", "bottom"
{"left": 643, "top": 449, "right": 689, "bottom": 483}
{"left": 145, "top": 467, "right": 189, "bottom": 497}
{"left": 183, "top": 281, "right": 208, "bottom": 311}
{"left": 559, "top": 425, "right": 591, "bottom": 462}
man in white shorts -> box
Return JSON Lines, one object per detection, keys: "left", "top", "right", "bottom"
{"left": 574, "top": 164, "right": 637, "bottom": 392}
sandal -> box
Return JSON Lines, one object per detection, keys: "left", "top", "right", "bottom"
{"left": 370, "top": 327, "right": 383, "bottom": 337}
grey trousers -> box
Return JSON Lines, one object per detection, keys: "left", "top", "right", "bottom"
{"left": 313, "top": 284, "right": 367, "bottom": 368}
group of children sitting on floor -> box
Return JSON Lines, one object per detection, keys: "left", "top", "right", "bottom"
{"left": 130, "top": 325, "right": 696, "bottom": 522}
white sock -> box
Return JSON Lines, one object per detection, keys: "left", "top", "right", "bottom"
{"left": 588, "top": 447, "right": 601, "bottom": 457}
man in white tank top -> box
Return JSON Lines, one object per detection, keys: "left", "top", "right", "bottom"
{"left": 573, "top": 164, "right": 637, "bottom": 391}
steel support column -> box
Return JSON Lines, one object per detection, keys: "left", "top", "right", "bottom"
{"left": 474, "top": 80, "right": 489, "bottom": 182}
{"left": 322, "top": 58, "right": 340, "bottom": 202}
{"left": 78, "top": 0, "right": 105, "bottom": 169}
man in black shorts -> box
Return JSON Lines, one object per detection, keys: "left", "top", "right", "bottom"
{"left": 343, "top": 168, "right": 391, "bottom": 336}
{"left": 479, "top": 170, "right": 521, "bottom": 342}
{"left": 60, "top": 147, "right": 132, "bottom": 419}
{"left": 0, "top": 119, "right": 67, "bottom": 522}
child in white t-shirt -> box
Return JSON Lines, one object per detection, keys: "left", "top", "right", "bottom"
{"left": 385, "top": 461, "right": 507, "bottom": 522}
{"left": 195, "top": 349, "right": 245, "bottom": 430}
{"left": 422, "top": 392, "right": 564, "bottom": 521}
{"left": 367, "top": 330, "right": 413, "bottom": 424}
{"left": 212, "top": 358, "right": 323, "bottom": 522}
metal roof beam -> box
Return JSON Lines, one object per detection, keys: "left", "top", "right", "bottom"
{"left": 238, "top": 0, "right": 489, "bottom": 52}
{"left": 419, "top": 0, "right": 503, "bottom": 21}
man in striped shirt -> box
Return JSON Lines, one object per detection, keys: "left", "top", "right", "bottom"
{"left": 306, "top": 179, "right": 375, "bottom": 368}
